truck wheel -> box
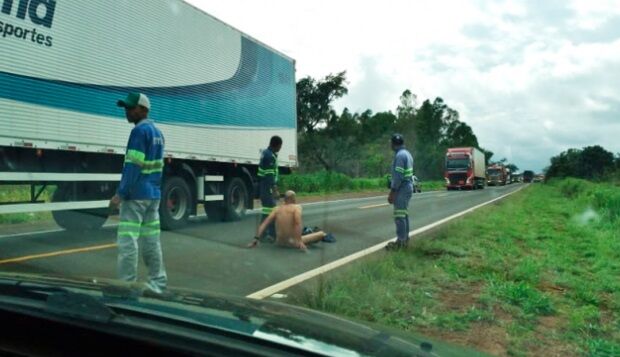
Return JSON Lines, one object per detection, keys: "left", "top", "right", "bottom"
{"left": 204, "top": 202, "right": 224, "bottom": 222}
{"left": 160, "top": 176, "right": 191, "bottom": 230}
{"left": 222, "top": 177, "right": 248, "bottom": 221}
{"left": 51, "top": 183, "right": 109, "bottom": 232}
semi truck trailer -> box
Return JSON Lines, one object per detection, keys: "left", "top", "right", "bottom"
{"left": 444, "top": 147, "right": 486, "bottom": 190}
{"left": 0, "top": 0, "right": 297, "bottom": 230}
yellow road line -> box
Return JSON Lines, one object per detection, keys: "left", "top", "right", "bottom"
{"left": 0, "top": 243, "right": 117, "bottom": 265}
{"left": 358, "top": 203, "right": 390, "bottom": 209}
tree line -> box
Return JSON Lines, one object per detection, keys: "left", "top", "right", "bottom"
{"left": 545, "top": 145, "right": 620, "bottom": 181}
{"left": 296, "top": 71, "right": 512, "bottom": 180}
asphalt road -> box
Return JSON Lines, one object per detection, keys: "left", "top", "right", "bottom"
{"left": 0, "top": 184, "right": 524, "bottom": 297}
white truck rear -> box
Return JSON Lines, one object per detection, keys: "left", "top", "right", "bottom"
{"left": 0, "top": 0, "right": 297, "bottom": 229}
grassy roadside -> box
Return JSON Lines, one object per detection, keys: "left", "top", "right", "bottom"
{"left": 286, "top": 179, "right": 620, "bottom": 356}
{"left": 0, "top": 185, "right": 53, "bottom": 224}
{"left": 280, "top": 171, "right": 443, "bottom": 195}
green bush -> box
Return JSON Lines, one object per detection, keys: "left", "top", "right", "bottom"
{"left": 279, "top": 171, "right": 383, "bottom": 194}
{"left": 556, "top": 178, "right": 591, "bottom": 198}
{"left": 592, "top": 187, "right": 620, "bottom": 222}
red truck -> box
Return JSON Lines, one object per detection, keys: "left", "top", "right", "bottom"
{"left": 445, "top": 147, "right": 486, "bottom": 190}
{"left": 486, "top": 164, "right": 508, "bottom": 186}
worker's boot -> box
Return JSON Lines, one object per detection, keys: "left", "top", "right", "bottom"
{"left": 385, "top": 240, "right": 408, "bottom": 251}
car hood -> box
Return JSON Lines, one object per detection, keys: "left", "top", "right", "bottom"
{"left": 0, "top": 272, "right": 486, "bottom": 357}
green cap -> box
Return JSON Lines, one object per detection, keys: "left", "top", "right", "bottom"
{"left": 117, "top": 93, "right": 151, "bottom": 110}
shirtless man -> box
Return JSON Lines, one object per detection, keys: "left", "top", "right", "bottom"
{"left": 248, "top": 190, "right": 326, "bottom": 250}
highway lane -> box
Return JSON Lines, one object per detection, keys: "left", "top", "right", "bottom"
{"left": 0, "top": 184, "right": 525, "bottom": 296}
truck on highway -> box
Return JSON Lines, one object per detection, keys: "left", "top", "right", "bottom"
{"left": 486, "top": 164, "right": 508, "bottom": 186}
{"left": 444, "top": 147, "right": 486, "bottom": 190}
{"left": 523, "top": 170, "right": 534, "bottom": 183}
{"left": 0, "top": 0, "right": 297, "bottom": 230}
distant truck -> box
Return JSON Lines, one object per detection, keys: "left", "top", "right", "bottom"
{"left": 0, "top": 1, "right": 297, "bottom": 231}
{"left": 523, "top": 170, "right": 535, "bottom": 183}
{"left": 445, "top": 147, "right": 486, "bottom": 190}
{"left": 486, "top": 164, "right": 508, "bottom": 186}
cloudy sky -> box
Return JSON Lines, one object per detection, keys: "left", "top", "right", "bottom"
{"left": 187, "top": 0, "right": 620, "bottom": 172}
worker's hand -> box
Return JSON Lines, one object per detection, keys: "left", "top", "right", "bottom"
{"left": 247, "top": 238, "right": 260, "bottom": 249}
{"left": 387, "top": 191, "right": 395, "bottom": 204}
{"left": 298, "top": 242, "right": 307, "bottom": 251}
{"left": 273, "top": 186, "right": 280, "bottom": 199}
{"left": 109, "top": 194, "right": 121, "bottom": 209}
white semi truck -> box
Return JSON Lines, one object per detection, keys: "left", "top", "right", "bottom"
{"left": 0, "top": 0, "right": 297, "bottom": 230}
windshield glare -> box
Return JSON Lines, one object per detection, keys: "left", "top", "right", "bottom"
{"left": 0, "top": 1, "right": 618, "bottom": 356}
{"left": 446, "top": 158, "right": 470, "bottom": 169}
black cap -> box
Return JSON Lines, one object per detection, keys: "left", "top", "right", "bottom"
{"left": 391, "top": 133, "right": 404, "bottom": 145}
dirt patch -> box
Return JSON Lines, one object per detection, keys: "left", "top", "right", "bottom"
{"left": 419, "top": 322, "right": 508, "bottom": 357}
{"left": 439, "top": 283, "right": 482, "bottom": 312}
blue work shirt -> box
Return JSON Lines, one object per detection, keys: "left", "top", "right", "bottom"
{"left": 391, "top": 146, "right": 414, "bottom": 191}
{"left": 118, "top": 119, "right": 165, "bottom": 200}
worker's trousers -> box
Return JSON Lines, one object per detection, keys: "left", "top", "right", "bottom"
{"left": 259, "top": 183, "right": 276, "bottom": 238}
{"left": 393, "top": 183, "right": 413, "bottom": 244}
{"left": 117, "top": 199, "right": 167, "bottom": 293}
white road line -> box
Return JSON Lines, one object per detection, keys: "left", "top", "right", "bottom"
{"left": 246, "top": 185, "right": 525, "bottom": 300}
{"left": 358, "top": 203, "right": 390, "bottom": 209}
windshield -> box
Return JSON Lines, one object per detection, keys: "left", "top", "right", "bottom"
{"left": 446, "top": 158, "right": 470, "bottom": 169}
{"left": 486, "top": 169, "right": 501, "bottom": 175}
{"left": 1, "top": 1, "right": 619, "bottom": 356}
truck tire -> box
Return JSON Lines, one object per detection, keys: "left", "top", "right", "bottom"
{"left": 222, "top": 177, "right": 248, "bottom": 221}
{"left": 160, "top": 176, "right": 191, "bottom": 230}
{"left": 51, "top": 183, "right": 109, "bottom": 231}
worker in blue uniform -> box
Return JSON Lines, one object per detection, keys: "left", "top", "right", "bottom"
{"left": 110, "top": 92, "right": 167, "bottom": 293}
{"left": 257, "top": 136, "right": 282, "bottom": 240}
{"left": 386, "top": 133, "right": 414, "bottom": 251}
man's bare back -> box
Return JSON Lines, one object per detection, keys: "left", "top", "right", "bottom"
{"left": 249, "top": 191, "right": 326, "bottom": 250}
{"left": 273, "top": 203, "right": 302, "bottom": 247}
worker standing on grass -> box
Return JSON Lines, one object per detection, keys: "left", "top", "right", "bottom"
{"left": 109, "top": 93, "right": 167, "bottom": 294}
{"left": 257, "top": 136, "right": 282, "bottom": 241}
{"left": 386, "top": 133, "right": 414, "bottom": 251}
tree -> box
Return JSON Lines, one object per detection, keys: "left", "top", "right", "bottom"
{"left": 545, "top": 146, "right": 615, "bottom": 180}
{"left": 577, "top": 145, "right": 615, "bottom": 179}
{"left": 506, "top": 163, "right": 519, "bottom": 173}
{"left": 481, "top": 148, "right": 494, "bottom": 166}
{"left": 296, "top": 71, "right": 348, "bottom": 133}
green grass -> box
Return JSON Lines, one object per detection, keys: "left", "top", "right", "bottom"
{"left": 286, "top": 179, "right": 620, "bottom": 356}
{"left": 280, "top": 171, "right": 444, "bottom": 194}
{"left": 0, "top": 185, "right": 53, "bottom": 224}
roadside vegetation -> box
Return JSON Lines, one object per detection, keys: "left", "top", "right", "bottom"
{"left": 0, "top": 185, "right": 52, "bottom": 224}
{"left": 287, "top": 179, "right": 620, "bottom": 356}
{"left": 280, "top": 171, "right": 444, "bottom": 195}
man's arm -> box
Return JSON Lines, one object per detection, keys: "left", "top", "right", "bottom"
{"left": 248, "top": 208, "right": 277, "bottom": 248}
{"left": 257, "top": 208, "right": 277, "bottom": 237}
{"left": 391, "top": 153, "right": 406, "bottom": 191}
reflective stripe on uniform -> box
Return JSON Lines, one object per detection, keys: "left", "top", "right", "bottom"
{"left": 257, "top": 168, "right": 276, "bottom": 177}
{"left": 140, "top": 228, "right": 161, "bottom": 236}
{"left": 125, "top": 149, "right": 145, "bottom": 166}
{"left": 393, "top": 209, "right": 408, "bottom": 218}
{"left": 125, "top": 149, "right": 163, "bottom": 174}
{"left": 395, "top": 166, "right": 414, "bottom": 179}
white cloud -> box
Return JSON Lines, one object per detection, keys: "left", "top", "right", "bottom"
{"left": 186, "top": 0, "right": 620, "bottom": 171}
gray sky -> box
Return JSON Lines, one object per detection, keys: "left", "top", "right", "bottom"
{"left": 187, "top": 0, "right": 620, "bottom": 173}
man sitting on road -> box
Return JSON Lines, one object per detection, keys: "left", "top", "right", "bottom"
{"left": 247, "top": 190, "right": 326, "bottom": 250}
